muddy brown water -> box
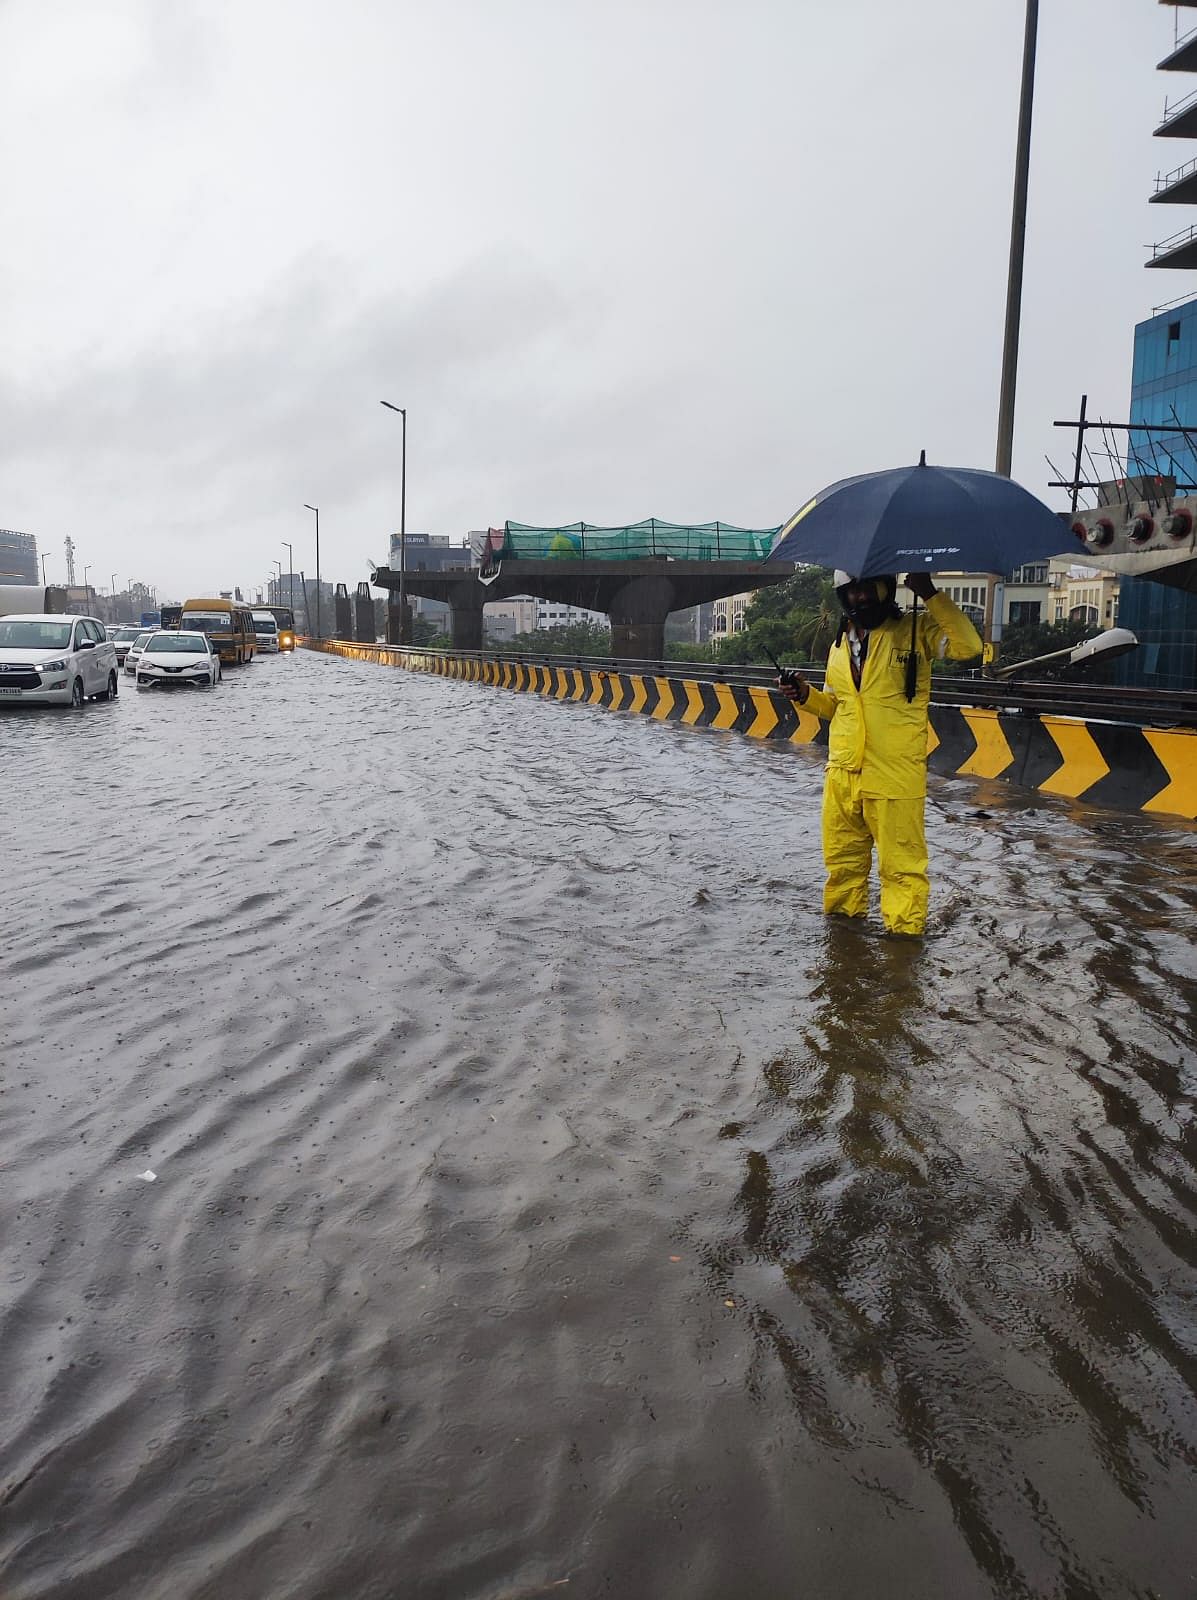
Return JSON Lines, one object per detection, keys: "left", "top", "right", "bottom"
{"left": 2, "top": 649, "right": 1195, "bottom": 1600}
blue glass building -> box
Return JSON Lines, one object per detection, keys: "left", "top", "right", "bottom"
{"left": 1117, "top": 298, "right": 1197, "bottom": 689}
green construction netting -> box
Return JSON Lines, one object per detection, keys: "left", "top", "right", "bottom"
{"left": 501, "top": 520, "right": 780, "bottom": 562}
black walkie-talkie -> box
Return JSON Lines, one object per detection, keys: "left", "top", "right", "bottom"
{"left": 763, "top": 647, "right": 799, "bottom": 688}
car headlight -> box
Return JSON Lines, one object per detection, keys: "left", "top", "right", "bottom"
{"left": 39, "top": 660, "right": 67, "bottom": 673}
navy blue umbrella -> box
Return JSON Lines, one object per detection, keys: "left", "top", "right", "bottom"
{"left": 768, "top": 453, "right": 1072, "bottom": 576}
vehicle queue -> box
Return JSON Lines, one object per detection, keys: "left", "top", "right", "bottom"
{"left": 0, "top": 594, "right": 297, "bottom": 708}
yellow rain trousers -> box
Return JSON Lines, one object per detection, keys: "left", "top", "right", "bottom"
{"left": 803, "top": 593, "right": 982, "bottom": 935}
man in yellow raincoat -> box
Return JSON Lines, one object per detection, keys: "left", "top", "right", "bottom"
{"left": 779, "top": 571, "right": 982, "bottom": 936}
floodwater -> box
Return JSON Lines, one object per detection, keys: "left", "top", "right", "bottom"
{"left": 2, "top": 649, "right": 1196, "bottom": 1600}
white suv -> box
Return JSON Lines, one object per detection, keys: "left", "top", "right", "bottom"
{"left": 0, "top": 614, "right": 120, "bottom": 706}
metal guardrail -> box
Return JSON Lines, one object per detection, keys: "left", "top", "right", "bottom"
{"left": 321, "top": 641, "right": 1197, "bottom": 729}
{"left": 1150, "top": 288, "right": 1197, "bottom": 316}
{"left": 1165, "top": 21, "right": 1197, "bottom": 58}
{"left": 1154, "top": 153, "right": 1197, "bottom": 193}
{"left": 1148, "top": 222, "right": 1197, "bottom": 260}
{"left": 1159, "top": 85, "right": 1197, "bottom": 127}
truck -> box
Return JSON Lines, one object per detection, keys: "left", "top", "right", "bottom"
{"left": 0, "top": 584, "right": 70, "bottom": 618}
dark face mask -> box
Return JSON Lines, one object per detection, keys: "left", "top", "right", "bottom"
{"left": 837, "top": 576, "right": 896, "bottom": 631}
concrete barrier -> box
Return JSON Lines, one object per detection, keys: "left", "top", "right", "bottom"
{"left": 305, "top": 640, "right": 1197, "bottom": 823}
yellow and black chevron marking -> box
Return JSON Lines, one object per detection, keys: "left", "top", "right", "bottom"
{"left": 306, "top": 641, "right": 1197, "bottom": 823}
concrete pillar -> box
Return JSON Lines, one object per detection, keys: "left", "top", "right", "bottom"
{"left": 449, "top": 597, "right": 485, "bottom": 651}
{"left": 386, "top": 591, "right": 411, "bottom": 645}
{"left": 354, "top": 583, "right": 375, "bottom": 642}
{"left": 608, "top": 574, "right": 675, "bottom": 664}
{"left": 334, "top": 583, "right": 353, "bottom": 640}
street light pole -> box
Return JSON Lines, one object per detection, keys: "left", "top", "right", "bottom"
{"left": 995, "top": 0, "right": 1039, "bottom": 478}
{"left": 40, "top": 554, "right": 48, "bottom": 584}
{"left": 380, "top": 401, "right": 408, "bottom": 644}
{"left": 283, "top": 542, "right": 294, "bottom": 624}
{"left": 303, "top": 506, "right": 321, "bottom": 639}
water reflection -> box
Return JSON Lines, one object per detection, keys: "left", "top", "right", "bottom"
{"left": 713, "top": 869, "right": 1197, "bottom": 1599}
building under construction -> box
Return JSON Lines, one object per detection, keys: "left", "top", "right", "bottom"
{"left": 1061, "top": 4, "right": 1197, "bottom": 689}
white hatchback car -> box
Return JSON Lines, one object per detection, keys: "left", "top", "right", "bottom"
{"left": 123, "top": 630, "right": 155, "bottom": 675}
{"left": 136, "top": 630, "right": 222, "bottom": 688}
{"left": 0, "top": 614, "right": 120, "bottom": 707}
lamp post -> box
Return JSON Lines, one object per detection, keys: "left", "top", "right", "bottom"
{"left": 40, "top": 554, "right": 48, "bottom": 585}
{"left": 380, "top": 401, "right": 408, "bottom": 644}
{"left": 303, "top": 506, "right": 320, "bottom": 639}
{"left": 110, "top": 574, "right": 118, "bottom": 620}
{"left": 83, "top": 565, "right": 91, "bottom": 598}
{"left": 283, "top": 542, "right": 294, "bottom": 625}
{"left": 995, "top": 0, "right": 1039, "bottom": 478}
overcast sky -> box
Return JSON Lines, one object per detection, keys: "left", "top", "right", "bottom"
{"left": 0, "top": 0, "right": 1180, "bottom": 600}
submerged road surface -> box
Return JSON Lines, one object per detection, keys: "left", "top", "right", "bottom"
{"left": 3, "top": 650, "right": 1196, "bottom": 1600}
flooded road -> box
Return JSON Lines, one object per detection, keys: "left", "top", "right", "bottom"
{"left": 3, "top": 648, "right": 1196, "bottom": 1600}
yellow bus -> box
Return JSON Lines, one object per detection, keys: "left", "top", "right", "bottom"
{"left": 263, "top": 605, "right": 296, "bottom": 650}
{"left": 180, "top": 598, "right": 257, "bottom": 665}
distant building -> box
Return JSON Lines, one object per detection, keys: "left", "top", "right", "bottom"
{"left": 1043, "top": 561, "right": 1120, "bottom": 628}
{"left": 0, "top": 529, "right": 38, "bottom": 585}
{"left": 483, "top": 596, "right": 539, "bottom": 640}
{"left": 712, "top": 590, "right": 754, "bottom": 637}
{"left": 532, "top": 599, "right": 605, "bottom": 630}
{"left": 386, "top": 532, "right": 472, "bottom": 627}
{"left": 388, "top": 532, "right": 473, "bottom": 574}
{"left": 896, "top": 564, "right": 1053, "bottom": 634}
{"left": 665, "top": 604, "right": 711, "bottom": 646}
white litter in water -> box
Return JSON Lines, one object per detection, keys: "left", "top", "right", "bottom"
{"left": 139, "top": 1170, "right": 157, "bottom": 1182}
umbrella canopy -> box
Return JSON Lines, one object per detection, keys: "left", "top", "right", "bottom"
{"left": 768, "top": 455, "right": 1072, "bottom": 577}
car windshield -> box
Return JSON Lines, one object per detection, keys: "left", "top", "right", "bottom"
{"left": 0, "top": 621, "right": 73, "bottom": 649}
{"left": 113, "top": 628, "right": 141, "bottom": 642}
{"left": 253, "top": 621, "right": 277, "bottom": 634}
{"left": 146, "top": 634, "right": 207, "bottom": 653}
{"left": 183, "top": 614, "right": 229, "bottom": 633}
{"left": 131, "top": 633, "right": 152, "bottom": 648}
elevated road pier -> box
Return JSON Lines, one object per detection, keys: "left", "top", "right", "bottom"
{"left": 370, "top": 558, "right": 794, "bottom": 658}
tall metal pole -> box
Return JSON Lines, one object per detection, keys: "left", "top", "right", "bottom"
{"left": 380, "top": 401, "right": 408, "bottom": 645}
{"left": 304, "top": 505, "right": 320, "bottom": 638}
{"left": 283, "top": 542, "right": 294, "bottom": 623}
{"left": 995, "top": 0, "right": 1039, "bottom": 478}
{"left": 400, "top": 410, "right": 407, "bottom": 645}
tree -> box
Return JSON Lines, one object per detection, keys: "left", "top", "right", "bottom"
{"left": 411, "top": 614, "right": 448, "bottom": 647}
{"left": 745, "top": 565, "right": 836, "bottom": 623}
{"left": 493, "top": 620, "right": 612, "bottom": 657}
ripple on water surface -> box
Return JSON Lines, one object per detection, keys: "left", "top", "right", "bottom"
{"left": 1, "top": 650, "right": 1196, "bottom": 1600}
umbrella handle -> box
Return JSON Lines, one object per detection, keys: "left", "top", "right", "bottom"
{"left": 905, "top": 596, "right": 919, "bottom": 702}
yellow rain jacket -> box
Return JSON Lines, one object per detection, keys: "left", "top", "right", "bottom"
{"left": 803, "top": 593, "right": 982, "bottom": 797}
{"left": 803, "top": 593, "right": 981, "bottom": 934}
